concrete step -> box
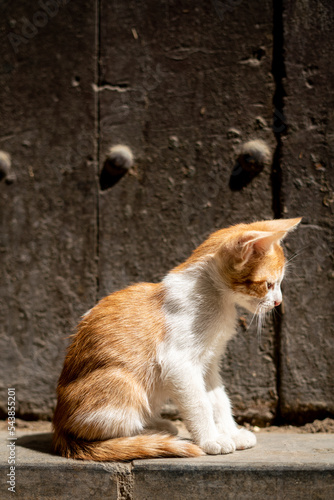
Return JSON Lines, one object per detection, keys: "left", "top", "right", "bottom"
{"left": 0, "top": 429, "right": 333, "bottom": 499}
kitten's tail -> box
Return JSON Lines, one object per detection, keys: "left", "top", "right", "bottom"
{"left": 53, "top": 430, "right": 204, "bottom": 461}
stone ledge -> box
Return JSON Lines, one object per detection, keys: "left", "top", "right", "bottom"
{"left": 0, "top": 431, "right": 333, "bottom": 499}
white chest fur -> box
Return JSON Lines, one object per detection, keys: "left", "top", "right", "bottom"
{"left": 160, "top": 262, "right": 238, "bottom": 370}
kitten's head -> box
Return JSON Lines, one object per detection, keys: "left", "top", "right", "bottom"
{"left": 216, "top": 218, "right": 301, "bottom": 314}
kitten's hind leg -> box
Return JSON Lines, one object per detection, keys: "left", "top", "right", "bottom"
{"left": 145, "top": 417, "right": 178, "bottom": 435}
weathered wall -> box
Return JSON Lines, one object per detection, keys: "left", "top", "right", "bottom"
{"left": 278, "top": 0, "right": 334, "bottom": 423}
{"left": 98, "top": 0, "right": 277, "bottom": 424}
{"left": 0, "top": 1, "right": 97, "bottom": 417}
{"left": 0, "top": 0, "right": 333, "bottom": 424}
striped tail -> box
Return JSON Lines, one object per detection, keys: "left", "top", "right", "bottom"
{"left": 53, "top": 431, "right": 204, "bottom": 461}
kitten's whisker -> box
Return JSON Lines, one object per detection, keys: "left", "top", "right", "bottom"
{"left": 256, "top": 305, "right": 265, "bottom": 348}
{"left": 272, "top": 306, "right": 282, "bottom": 320}
{"left": 247, "top": 304, "right": 261, "bottom": 331}
{"left": 285, "top": 245, "right": 309, "bottom": 265}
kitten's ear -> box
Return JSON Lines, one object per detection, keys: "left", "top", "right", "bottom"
{"left": 235, "top": 218, "right": 302, "bottom": 268}
{"left": 237, "top": 231, "right": 279, "bottom": 267}
{"left": 259, "top": 217, "right": 302, "bottom": 235}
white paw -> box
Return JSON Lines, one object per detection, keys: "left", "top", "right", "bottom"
{"left": 201, "top": 440, "right": 221, "bottom": 455}
{"left": 201, "top": 435, "right": 236, "bottom": 455}
{"left": 232, "top": 428, "right": 256, "bottom": 450}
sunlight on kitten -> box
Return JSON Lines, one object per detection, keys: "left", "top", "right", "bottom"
{"left": 53, "top": 217, "right": 301, "bottom": 461}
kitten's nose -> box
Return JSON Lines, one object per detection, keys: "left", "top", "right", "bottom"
{"left": 274, "top": 300, "right": 282, "bottom": 307}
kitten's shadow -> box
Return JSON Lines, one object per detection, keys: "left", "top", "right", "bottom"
{"left": 17, "top": 433, "right": 55, "bottom": 455}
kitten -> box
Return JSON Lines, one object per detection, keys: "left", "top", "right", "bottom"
{"left": 53, "top": 217, "right": 301, "bottom": 461}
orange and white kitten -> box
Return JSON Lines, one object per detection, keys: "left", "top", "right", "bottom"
{"left": 53, "top": 217, "right": 301, "bottom": 461}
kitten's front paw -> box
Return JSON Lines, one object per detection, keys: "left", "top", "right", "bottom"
{"left": 232, "top": 428, "right": 256, "bottom": 450}
{"left": 201, "top": 435, "right": 236, "bottom": 455}
{"left": 217, "top": 434, "right": 237, "bottom": 454}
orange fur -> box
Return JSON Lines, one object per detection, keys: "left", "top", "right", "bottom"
{"left": 54, "top": 432, "right": 203, "bottom": 461}
{"left": 173, "top": 218, "right": 300, "bottom": 274}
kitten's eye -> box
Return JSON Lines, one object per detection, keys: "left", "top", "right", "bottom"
{"left": 267, "top": 282, "right": 274, "bottom": 290}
